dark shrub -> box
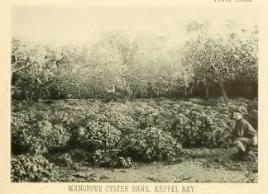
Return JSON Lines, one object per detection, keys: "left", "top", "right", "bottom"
{"left": 11, "top": 154, "right": 53, "bottom": 182}
{"left": 76, "top": 121, "right": 121, "bottom": 150}
{"left": 120, "top": 127, "right": 182, "bottom": 161}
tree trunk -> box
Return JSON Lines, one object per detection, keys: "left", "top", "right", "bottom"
{"left": 205, "top": 85, "right": 210, "bottom": 99}
{"left": 184, "top": 85, "right": 188, "bottom": 96}
{"left": 218, "top": 79, "right": 228, "bottom": 99}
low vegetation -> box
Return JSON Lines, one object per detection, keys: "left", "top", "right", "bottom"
{"left": 11, "top": 98, "right": 257, "bottom": 181}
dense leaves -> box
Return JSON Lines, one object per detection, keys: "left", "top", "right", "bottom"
{"left": 76, "top": 121, "right": 121, "bottom": 150}
{"left": 12, "top": 114, "right": 71, "bottom": 154}
{"left": 180, "top": 27, "right": 258, "bottom": 99}
{"left": 12, "top": 98, "right": 257, "bottom": 154}
{"left": 120, "top": 127, "right": 182, "bottom": 161}
{"left": 11, "top": 154, "right": 53, "bottom": 182}
{"left": 11, "top": 98, "right": 257, "bottom": 181}
{"left": 11, "top": 24, "right": 258, "bottom": 100}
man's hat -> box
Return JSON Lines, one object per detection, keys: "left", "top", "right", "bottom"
{"left": 234, "top": 107, "right": 247, "bottom": 115}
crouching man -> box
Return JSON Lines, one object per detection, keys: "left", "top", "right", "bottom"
{"left": 232, "top": 111, "right": 257, "bottom": 159}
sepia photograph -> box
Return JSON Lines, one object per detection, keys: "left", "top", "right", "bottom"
{"left": 9, "top": 4, "right": 260, "bottom": 184}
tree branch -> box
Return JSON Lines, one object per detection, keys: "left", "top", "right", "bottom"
{"left": 12, "top": 62, "right": 32, "bottom": 74}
